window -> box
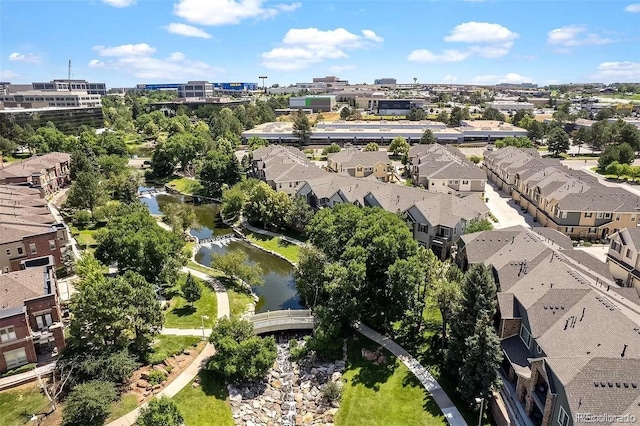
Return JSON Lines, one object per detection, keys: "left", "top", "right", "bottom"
{"left": 5, "top": 249, "right": 10, "bottom": 256}
{"left": 35, "top": 313, "right": 53, "bottom": 330}
{"left": 585, "top": 212, "right": 593, "bottom": 218}
{"left": 462, "top": 180, "right": 469, "bottom": 185}
{"left": 558, "top": 406, "right": 570, "bottom": 426}
{"left": 3, "top": 347, "right": 28, "bottom": 370}
{"left": 418, "top": 224, "right": 428, "bottom": 233}
{"left": 627, "top": 249, "right": 632, "bottom": 259}
{"left": 616, "top": 214, "right": 621, "bottom": 221}
{"left": 519, "top": 324, "right": 532, "bottom": 348}
{"left": 441, "top": 228, "right": 450, "bottom": 237}
{"left": 566, "top": 227, "right": 574, "bottom": 233}
{"left": 605, "top": 213, "right": 611, "bottom": 219}
{"left": 17, "top": 247, "right": 23, "bottom": 255}
{"left": 454, "top": 180, "right": 459, "bottom": 185}
{"left": 449, "top": 180, "right": 454, "bottom": 184}
{"left": 561, "top": 211, "right": 567, "bottom": 219}
{"left": 589, "top": 227, "right": 597, "bottom": 234}
{"left": 29, "top": 244, "right": 37, "bottom": 254}
{"left": 0, "top": 326, "right": 17, "bottom": 343}
{"left": 633, "top": 215, "right": 637, "bottom": 222}
{"left": 49, "top": 240, "right": 56, "bottom": 251}
{"left": 597, "top": 212, "right": 604, "bottom": 219}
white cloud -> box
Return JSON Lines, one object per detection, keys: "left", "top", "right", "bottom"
{"left": 592, "top": 61, "right": 640, "bottom": 81}
{"left": 409, "top": 21, "right": 518, "bottom": 63}
{"left": 442, "top": 74, "right": 458, "bottom": 83}
{"left": 88, "top": 47, "right": 223, "bottom": 80}
{"left": 624, "top": 3, "right": 640, "bottom": 12}
{"left": 407, "top": 49, "right": 469, "bottom": 62}
{"left": 444, "top": 22, "right": 518, "bottom": 44}
{"left": 8, "top": 52, "right": 40, "bottom": 63}
{"left": 362, "top": 29, "right": 383, "bottom": 43}
{"left": 0, "top": 70, "right": 20, "bottom": 80}
{"left": 547, "top": 25, "right": 612, "bottom": 47}
{"left": 173, "top": 0, "right": 299, "bottom": 26}
{"left": 92, "top": 43, "right": 157, "bottom": 57}
{"left": 471, "top": 73, "right": 533, "bottom": 84}
{"left": 261, "top": 27, "right": 383, "bottom": 70}
{"left": 165, "top": 23, "right": 212, "bottom": 39}
{"left": 102, "top": 0, "right": 136, "bottom": 7}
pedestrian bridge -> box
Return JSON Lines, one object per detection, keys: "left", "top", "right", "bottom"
{"left": 249, "top": 309, "right": 315, "bottom": 334}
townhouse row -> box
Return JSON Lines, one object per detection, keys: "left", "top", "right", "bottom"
{"left": 484, "top": 147, "right": 640, "bottom": 240}
{"left": 457, "top": 225, "right": 640, "bottom": 426}
{"left": 251, "top": 145, "right": 488, "bottom": 259}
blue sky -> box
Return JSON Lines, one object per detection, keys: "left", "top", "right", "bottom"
{"left": 1, "top": 0, "right": 639, "bottom": 87}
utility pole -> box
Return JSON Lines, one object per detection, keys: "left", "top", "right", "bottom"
{"left": 259, "top": 76, "right": 268, "bottom": 93}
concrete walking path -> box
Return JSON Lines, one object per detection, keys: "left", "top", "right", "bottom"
{"left": 106, "top": 343, "right": 215, "bottom": 426}
{"left": 162, "top": 328, "right": 211, "bottom": 337}
{"left": 182, "top": 266, "right": 230, "bottom": 319}
{"left": 353, "top": 322, "right": 468, "bottom": 426}
{"left": 241, "top": 219, "right": 306, "bottom": 246}
{"left": 0, "top": 364, "right": 55, "bottom": 391}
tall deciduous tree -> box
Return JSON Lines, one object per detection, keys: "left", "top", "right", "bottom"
{"left": 286, "top": 196, "right": 315, "bottom": 232}
{"left": 364, "top": 142, "right": 379, "bottom": 151}
{"left": 62, "top": 381, "right": 116, "bottom": 426}
{"left": 137, "top": 397, "right": 184, "bottom": 426}
{"left": 547, "top": 128, "right": 570, "bottom": 156}
{"left": 420, "top": 129, "right": 436, "bottom": 144}
{"left": 481, "top": 108, "right": 505, "bottom": 122}
{"left": 293, "top": 110, "right": 312, "bottom": 145}
{"left": 65, "top": 171, "right": 105, "bottom": 212}
{"left": 211, "top": 249, "right": 264, "bottom": 287}
{"left": 389, "top": 136, "right": 410, "bottom": 156}
{"left": 198, "top": 151, "right": 242, "bottom": 197}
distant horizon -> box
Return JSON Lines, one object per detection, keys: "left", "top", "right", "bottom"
{"left": 2, "top": 1, "right": 639, "bottom": 87}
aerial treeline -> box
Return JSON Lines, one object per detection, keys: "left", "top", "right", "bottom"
{"left": 293, "top": 203, "right": 502, "bottom": 405}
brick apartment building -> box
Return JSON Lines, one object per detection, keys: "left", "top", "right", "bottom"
{"left": 0, "top": 152, "right": 71, "bottom": 196}
{"left": 0, "top": 265, "right": 65, "bottom": 373}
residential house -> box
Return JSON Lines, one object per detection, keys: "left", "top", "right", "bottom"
{"left": 327, "top": 149, "right": 391, "bottom": 181}
{"left": 0, "top": 266, "right": 65, "bottom": 373}
{"left": 607, "top": 228, "right": 640, "bottom": 289}
{"left": 484, "top": 147, "right": 640, "bottom": 240}
{"left": 409, "top": 145, "right": 486, "bottom": 196}
{"left": 457, "top": 226, "right": 640, "bottom": 426}
{"left": 0, "top": 185, "right": 69, "bottom": 273}
{"left": 0, "top": 152, "right": 71, "bottom": 196}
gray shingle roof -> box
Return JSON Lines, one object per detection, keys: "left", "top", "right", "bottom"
{"left": 0, "top": 268, "right": 47, "bottom": 309}
{"left": 328, "top": 149, "right": 389, "bottom": 168}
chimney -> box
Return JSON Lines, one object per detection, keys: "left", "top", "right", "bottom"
{"left": 622, "top": 344, "right": 628, "bottom": 358}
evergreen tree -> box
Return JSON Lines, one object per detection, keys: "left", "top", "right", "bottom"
{"left": 181, "top": 273, "right": 202, "bottom": 307}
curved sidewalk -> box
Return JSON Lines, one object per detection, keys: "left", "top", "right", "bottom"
{"left": 353, "top": 322, "right": 467, "bottom": 426}
{"left": 240, "top": 219, "right": 306, "bottom": 246}
{"left": 182, "top": 266, "right": 230, "bottom": 319}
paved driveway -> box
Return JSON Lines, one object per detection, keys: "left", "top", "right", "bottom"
{"left": 484, "top": 181, "right": 536, "bottom": 229}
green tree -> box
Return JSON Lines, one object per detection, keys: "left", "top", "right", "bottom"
{"left": 389, "top": 136, "right": 410, "bottom": 156}
{"left": 595, "top": 108, "right": 614, "bottom": 121}
{"left": 62, "top": 381, "right": 116, "bottom": 426}
{"left": 618, "top": 143, "right": 636, "bottom": 165}
{"left": 431, "top": 263, "right": 463, "bottom": 349}
{"left": 526, "top": 120, "right": 544, "bottom": 143}
{"left": 221, "top": 185, "right": 246, "bottom": 220}
{"left": 137, "top": 397, "right": 184, "bottom": 426}
{"left": 207, "top": 317, "right": 277, "bottom": 381}
{"left": 181, "top": 272, "right": 202, "bottom": 306}
{"left": 573, "top": 127, "right": 589, "bottom": 154}
{"left": 151, "top": 141, "right": 178, "bottom": 178}
{"left": 64, "top": 171, "right": 104, "bottom": 212}
{"left": 512, "top": 109, "right": 531, "bottom": 127}
{"left": 629, "top": 166, "right": 640, "bottom": 182}
{"left": 293, "top": 110, "right": 312, "bottom": 144}
{"left": 458, "top": 313, "right": 502, "bottom": 403}
{"left": 436, "top": 111, "right": 449, "bottom": 124}
{"left": 248, "top": 136, "right": 269, "bottom": 151}
{"left": 617, "top": 123, "right": 640, "bottom": 150}
{"left": 598, "top": 144, "right": 620, "bottom": 171}
{"left": 464, "top": 219, "right": 494, "bottom": 234}
{"left": 70, "top": 271, "right": 163, "bottom": 354}
{"left": 494, "top": 136, "right": 534, "bottom": 149}
{"left": 449, "top": 106, "right": 469, "bottom": 126}
{"left": 340, "top": 107, "right": 352, "bottom": 120}
{"left": 286, "top": 196, "right": 315, "bottom": 232}
{"left": 481, "top": 108, "right": 505, "bottom": 122}
{"left": 0, "top": 136, "right": 17, "bottom": 156}
{"left": 589, "top": 121, "right": 612, "bottom": 151}
{"left": 447, "top": 263, "right": 497, "bottom": 377}
{"left": 198, "top": 151, "right": 242, "bottom": 197}
{"left": 547, "top": 128, "right": 570, "bottom": 156}
{"left": 420, "top": 129, "right": 436, "bottom": 144}
{"left": 322, "top": 143, "right": 341, "bottom": 155}
{"left": 364, "top": 142, "right": 379, "bottom": 151}
{"left": 605, "top": 161, "right": 626, "bottom": 179}
{"left": 160, "top": 203, "right": 197, "bottom": 235}
{"left": 211, "top": 249, "right": 264, "bottom": 287}
{"left": 408, "top": 107, "right": 426, "bottom": 121}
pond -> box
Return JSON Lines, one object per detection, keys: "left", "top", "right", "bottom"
{"left": 139, "top": 187, "right": 302, "bottom": 313}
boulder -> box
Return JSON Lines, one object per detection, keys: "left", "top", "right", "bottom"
{"left": 192, "top": 382, "right": 200, "bottom": 388}
{"left": 136, "top": 380, "right": 149, "bottom": 389}
{"left": 302, "top": 413, "right": 314, "bottom": 424}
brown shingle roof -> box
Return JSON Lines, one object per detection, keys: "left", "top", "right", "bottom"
{"left": 0, "top": 268, "right": 47, "bottom": 309}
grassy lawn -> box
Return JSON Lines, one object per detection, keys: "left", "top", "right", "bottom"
{"left": 336, "top": 336, "right": 445, "bottom": 426}
{"left": 148, "top": 335, "right": 202, "bottom": 365}
{"left": 0, "top": 383, "right": 50, "bottom": 426}
{"left": 167, "top": 177, "right": 203, "bottom": 195}
{"left": 107, "top": 394, "right": 139, "bottom": 422}
{"left": 187, "top": 261, "right": 225, "bottom": 278}
{"left": 228, "top": 289, "right": 254, "bottom": 318}
{"left": 164, "top": 275, "right": 217, "bottom": 329}
{"left": 245, "top": 231, "right": 300, "bottom": 264}
{"left": 173, "top": 370, "right": 234, "bottom": 426}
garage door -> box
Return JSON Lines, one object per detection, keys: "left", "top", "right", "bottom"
{"left": 4, "top": 347, "right": 28, "bottom": 370}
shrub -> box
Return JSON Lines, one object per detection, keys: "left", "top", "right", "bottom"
{"left": 148, "top": 370, "right": 167, "bottom": 386}
{"left": 137, "top": 396, "right": 183, "bottom": 426}
{"left": 73, "top": 210, "right": 92, "bottom": 227}
{"left": 321, "top": 380, "right": 343, "bottom": 402}
{"left": 0, "top": 363, "right": 36, "bottom": 378}
{"left": 62, "top": 381, "right": 116, "bottom": 426}
{"left": 288, "top": 338, "right": 308, "bottom": 361}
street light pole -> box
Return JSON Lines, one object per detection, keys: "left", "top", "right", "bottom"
{"left": 475, "top": 397, "right": 484, "bottom": 426}
{"left": 201, "top": 315, "right": 210, "bottom": 340}
{"left": 259, "top": 76, "right": 268, "bottom": 93}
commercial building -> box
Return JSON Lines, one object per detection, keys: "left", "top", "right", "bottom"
{"left": 178, "top": 81, "right": 214, "bottom": 98}
{"left": 289, "top": 96, "right": 336, "bottom": 112}
{"left": 0, "top": 106, "right": 104, "bottom": 134}
{"left": 486, "top": 101, "right": 535, "bottom": 111}
{"left": 136, "top": 83, "right": 181, "bottom": 91}
{"left": 312, "top": 76, "right": 348, "bottom": 85}
{"left": 484, "top": 147, "right": 640, "bottom": 240}
{"left": 0, "top": 266, "right": 65, "bottom": 374}
{"left": 242, "top": 120, "right": 527, "bottom": 145}
{"left": 32, "top": 79, "right": 107, "bottom": 96}
{"left": 457, "top": 225, "right": 640, "bottom": 426}
{"left": 374, "top": 78, "right": 397, "bottom": 86}
{"left": 0, "top": 91, "right": 102, "bottom": 108}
